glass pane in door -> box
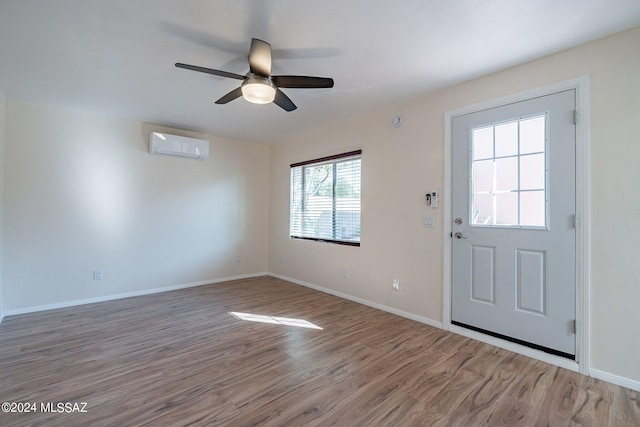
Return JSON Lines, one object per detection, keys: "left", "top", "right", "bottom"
{"left": 470, "top": 114, "right": 548, "bottom": 228}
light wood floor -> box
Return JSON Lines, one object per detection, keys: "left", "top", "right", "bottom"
{"left": 0, "top": 276, "right": 638, "bottom": 426}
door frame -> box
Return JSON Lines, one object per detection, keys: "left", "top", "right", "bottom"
{"left": 443, "top": 77, "right": 590, "bottom": 374}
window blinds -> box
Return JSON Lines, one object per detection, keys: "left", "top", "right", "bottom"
{"left": 290, "top": 150, "right": 362, "bottom": 246}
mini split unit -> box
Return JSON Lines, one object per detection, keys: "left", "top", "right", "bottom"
{"left": 149, "top": 132, "right": 210, "bottom": 160}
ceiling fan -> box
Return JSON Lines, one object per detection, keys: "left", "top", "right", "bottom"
{"left": 175, "top": 38, "right": 334, "bottom": 112}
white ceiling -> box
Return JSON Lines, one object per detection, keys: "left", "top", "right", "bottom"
{"left": 1, "top": 0, "right": 640, "bottom": 143}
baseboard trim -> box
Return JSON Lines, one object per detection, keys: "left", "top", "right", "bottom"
{"left": 449, "top": 324, "right": 580, "bottom": 372}
{"left": 269, "top": 273, "right": 443, "bottom": 329}
{"left": 590, "top": 368, "right": 640, "bottom": 392}
{"left": 4, "top": 272, "right": 269, "bottom": 317}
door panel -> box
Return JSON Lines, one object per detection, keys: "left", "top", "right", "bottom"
{"left": 516, "top": 249, "right": 546, "bottom": 315}
{"left": 451, "top": 90, "right": 576, "bottom": 357}
{"left": 471, "top": 245, "right": 495, "bottom": 304}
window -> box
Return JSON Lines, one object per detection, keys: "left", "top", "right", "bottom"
{"left": 471, "top": 114, "right": 547, "bottom": 228}
{"left": 290, "top": 150, "right": 361, "bottom": 246}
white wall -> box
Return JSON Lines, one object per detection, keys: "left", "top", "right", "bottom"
{"left": 4, "top": 100, "right": 269, "bottom": 311}
{"left": 0, "top": 91, "right": 5, "bottom": 322}
{"left": 269, "top": 27, "right": 640, "bottom": 383}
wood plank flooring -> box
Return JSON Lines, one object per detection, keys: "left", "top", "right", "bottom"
{"left": 0, "top": 276, "right": 638, "bottom": 426}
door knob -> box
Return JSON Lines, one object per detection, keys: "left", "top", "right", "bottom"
{"left": 455, "top": 217, "right": 463, "bottom": 225}
{"left": 454, "top": 232, "right": 467, "bottom": 239}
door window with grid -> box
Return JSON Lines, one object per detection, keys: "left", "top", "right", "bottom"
{"left": 471, "top": 115, "right": 547, "bottom": 228}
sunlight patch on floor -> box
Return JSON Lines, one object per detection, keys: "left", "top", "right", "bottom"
{"left": 229, "top": 312, "right": 323, "bottom": 330}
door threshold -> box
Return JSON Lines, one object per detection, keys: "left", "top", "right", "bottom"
{"left": 451, "top": 321, "right": 574, "bottom": 360}
{"left": 449, "top": 323, "right": 580, "bottom": 373}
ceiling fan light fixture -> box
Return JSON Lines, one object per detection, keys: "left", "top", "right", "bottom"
{"left": 241, "top": 76, "right": 276, "bottom": 104}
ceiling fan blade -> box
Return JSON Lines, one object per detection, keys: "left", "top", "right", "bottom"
{"left": 248, "top": 38, "right": 272, "bottom": 77}
{"left": 271, "top": 75, "right": 334, "bottom": 89}
{"left": 215, "top": 87, "right": 243, "bottom": 104}
{"left": 175, "top": 63, "right": 245, "bottom": 80}
{"left": 273, "top": 88, "right": 297, "bottom": 112}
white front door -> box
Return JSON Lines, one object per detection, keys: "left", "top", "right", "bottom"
{"left": 451, "top": 90, "right": 576, "bottom": 358}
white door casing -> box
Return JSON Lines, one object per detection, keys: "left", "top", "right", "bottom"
{"left": 451, "top": 90, "right": 576, "bottom": 357}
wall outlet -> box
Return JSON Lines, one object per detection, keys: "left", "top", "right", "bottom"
{"left": 93, "top": 269, "right": 103, "bottom": 280}
{"left": 235, "top": 255, "right": 242, "bottom": 263}
{"left": 392, "top": 278, "right": 400, "bottom": 291}
{"left": 342, "top": 269, "right": 348, "bottom": 279}
{"left": 280, "top": 255, "right": 285, "bottom": 264}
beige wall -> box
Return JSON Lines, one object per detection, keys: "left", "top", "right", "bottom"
{"left": 4, "top": 100, "right": 269, "bottom": 310}
{"left": 269, "top": 110, "right": 445, "bottom": 322}
{"left": 269, "top": 27, "right": 640, "bottom": 382}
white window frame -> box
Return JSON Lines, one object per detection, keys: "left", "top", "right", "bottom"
{"left": 289, "top": 150, "right": 362, "bottom": 246}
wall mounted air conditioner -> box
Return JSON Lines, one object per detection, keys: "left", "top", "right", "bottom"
{"left": 149, "top": 132, "right": 209, "bottom": 160}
